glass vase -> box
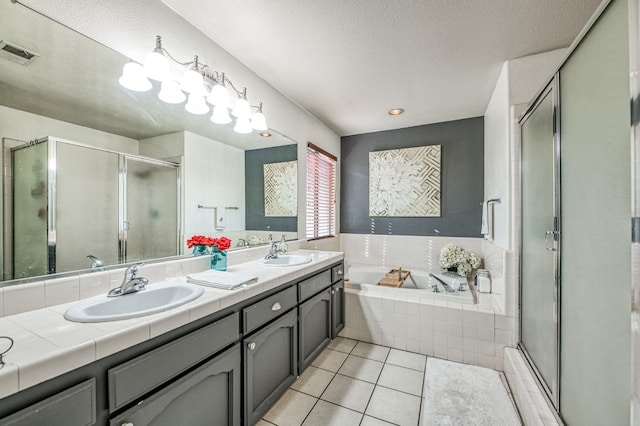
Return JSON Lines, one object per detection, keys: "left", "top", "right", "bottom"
{"left": 210, "top": 247, "right": 227, "bottom": 271}
{"left": 192, "top": 245, "right": 210, "bottom": 256}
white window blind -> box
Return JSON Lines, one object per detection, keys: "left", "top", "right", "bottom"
{"left": 306, "top": 143, "right": 336, "bottom": 240}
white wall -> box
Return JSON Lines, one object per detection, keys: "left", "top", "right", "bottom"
{"left": 183, "top": 132, "right": 245, "bottom": 241}
{"left": 0, "top": 105, "right": 138, "bottom": 153}
{"left": 20, "top": 0, "right": 341, "bottom": 241}
{"left": 483, "top": 49, "right": 567, "bottom": 251}
{"left": 484, "top": 63, "right": 510, "bottom": 249}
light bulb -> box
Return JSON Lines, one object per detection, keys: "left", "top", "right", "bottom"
{"left": 118, "top": 62, "right": 152, "bottom": 92}
{"left": 144, "top": 50, "right": 169, "bottom": 81}
{"left": 211, "top": 105, "right": 232, "bottom": 124}
{"left": 234, "top": 117, "right": 252, "bottom": 134}
{"left": 232, "top": 97, "right": 251, "bottom": 118}
{"left": 185, "top": 93, "right": 209, "bottom": 115}
{"left": 251, "top": 111, "right": 268, "bottom": 131}
{"left": 180, "top": 68, "right": 205, "bottom": 94}
{"left": 158, "top": 79, "right": 186, "bottom": 104}
{"left": 207, "top": 84, "right": 230, "bottom": 108}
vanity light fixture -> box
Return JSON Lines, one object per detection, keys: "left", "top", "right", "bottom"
{"left": 118, "top": 35, "right": 268, "bottom": 134}
{"left": 251, "top": 102, "right": 268, "bottom": 131}
{"left": 260, "top": 132, "right": 272, "bottom": 137}
{"left": 118, "top": 61, "right": 152, "bottom": 92}
{"left": 388, "top": 108, "right": 405, "bottom": 116}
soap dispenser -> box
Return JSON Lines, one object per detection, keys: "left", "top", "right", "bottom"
{"left": 279, "top": 234, "right": 288, "bottom": 253}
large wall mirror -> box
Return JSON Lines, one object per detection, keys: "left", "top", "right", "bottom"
{"left": 0, "top": 1, "right": 299, "bottom": 284}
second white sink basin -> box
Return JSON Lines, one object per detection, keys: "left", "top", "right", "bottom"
{"left": 260, "top": 254, "right": 313, "bottom": 267}
{"left": 64, "top": 282, "right": 204, "bottom": 323}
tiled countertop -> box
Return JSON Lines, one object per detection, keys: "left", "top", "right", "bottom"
{"left": 0, "top": 250, "right": 344, "bottom": 400}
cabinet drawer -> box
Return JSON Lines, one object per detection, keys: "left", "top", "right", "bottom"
{"left": 243, "top": 285, "right": 297, "bottom": 334}
{"left": 0, "top": 379, "right": 96, "bottom": 426}
{"left": 298, "top": 270, "right": 332, "bottom": 302}
{"left": 331, "top": 264, "right": 344, "bottom": 283}
{"left": 108, "top": 312, "right": 239, "bottom": 412}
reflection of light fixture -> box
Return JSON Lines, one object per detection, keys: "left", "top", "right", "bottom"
{"left": 388, "top": 108, "right": 405, "bottom": 115}
{"left": 251, "top": 102, "right": 268, "bottom": 131}
{"left": 260, "top": 132, "right": 272, "bottom": 137}
{"left": 158, "top": 79, "right": 186, "bottom": 104}
{"left": 211, "top": 105, "right": 232, "bottom": 124}
{"left": 144, "top": 35, "right": 169, "bottom": 81}
{"left": 234, "top": 117, "right": 252, "bottom": 134}
{"left": 118, "top": 35, "right": 268, "bottom": 134}
{"left": 185, "top": 93, "right": 209, "bottom": 115}
{"left": 118, "top": 61, "right": 152, "bottom": 92}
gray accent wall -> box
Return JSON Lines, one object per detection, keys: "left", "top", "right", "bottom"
{"left": 340, "top": 117, "right": 484, "bottom": 237}
{"left": 245, "top": 144, "right": 297, "bottom": 232}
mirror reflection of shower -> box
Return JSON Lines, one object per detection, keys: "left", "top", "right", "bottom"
{"left": 5, "top": 137, "right": 180, "bottom": 280}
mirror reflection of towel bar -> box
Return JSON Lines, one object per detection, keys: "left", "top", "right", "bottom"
{"left": 479, "top": 198, "right": 501, "bottom": 205}
{"left": 197, "top": 205, "right": 239, "bottom": 210}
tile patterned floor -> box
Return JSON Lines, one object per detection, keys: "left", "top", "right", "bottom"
{"left": 259, "top": 337, "right": 521, "bottom": 426}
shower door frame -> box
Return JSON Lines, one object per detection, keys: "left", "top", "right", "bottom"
{"left": 10, "top": 136, "right": 181, "bottom": 276}
{"left": 518, "top": 75, "right": 562, "bottom": 411}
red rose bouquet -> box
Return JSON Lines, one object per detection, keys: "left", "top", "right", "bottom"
{"left": 212, "top": 236, "right": 232, "bottom": 252}
{"left": 186, "top": 235, "right": 215, "bottom": 248}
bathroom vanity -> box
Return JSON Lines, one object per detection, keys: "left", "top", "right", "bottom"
{"left": 0, "top": 251, "right": 344, "bottom": 426}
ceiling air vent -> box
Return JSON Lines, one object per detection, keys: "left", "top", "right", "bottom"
{"left": 0, "top": 40, "right": 39, "bottom": 65}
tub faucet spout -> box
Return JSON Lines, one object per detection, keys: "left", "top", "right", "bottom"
{"left": 428, "top": 273, "right": 456, "bottom": 293}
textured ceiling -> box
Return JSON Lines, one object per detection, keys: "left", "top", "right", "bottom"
{"left": 162, "top": 0, "right": 602, "bottom": 136}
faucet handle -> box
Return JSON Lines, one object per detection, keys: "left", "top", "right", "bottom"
{"left": 125, "top": 262, "right": 144, "bottom": 279}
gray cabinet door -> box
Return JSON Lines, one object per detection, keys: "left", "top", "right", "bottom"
{"left": 109, "top": 344, "right": 241, "bottom": 426}
{"left": 299, "top": 288, "right": 332, "bottom": 371}
{"left": 0, "top": 379, "right": 96, "bottom": 426}
{"left": 331, "top": 280, "right": 345, "bottom": 338}
{"left": 244, "top": 309, "right": 298, "bottom": 425}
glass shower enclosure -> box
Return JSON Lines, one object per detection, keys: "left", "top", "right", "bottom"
{"left": 10, "top": 137, "right": 180, "bottom": 279}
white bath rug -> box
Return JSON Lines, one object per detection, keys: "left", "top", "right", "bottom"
{"left": 421, "top": 358, "right": 521, "bottom": 426}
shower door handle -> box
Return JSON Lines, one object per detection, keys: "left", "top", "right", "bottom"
{"left": 545, "top": 231, "right": 559, "bottom": 251}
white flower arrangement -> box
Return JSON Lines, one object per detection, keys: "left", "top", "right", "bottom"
{"left": 439, "top": 244, "right": 481, "bottom": 277}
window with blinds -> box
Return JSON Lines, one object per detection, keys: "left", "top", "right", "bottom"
{"left": 306, "top": 143, "right": 336, "bottom": 240}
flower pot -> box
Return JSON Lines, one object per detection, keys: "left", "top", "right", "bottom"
{"left": 210, "top": 247, "right": 227, "bottom": 271}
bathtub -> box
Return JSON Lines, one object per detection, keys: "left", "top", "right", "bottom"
{"left": 345, "top": 264, "right": 475, "bottom": 304}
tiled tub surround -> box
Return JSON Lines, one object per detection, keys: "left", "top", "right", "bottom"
{"left": 0, "top": 248, "right": 343, "bottom": 400}
{"left": 340, "top": 233, "right": 518, "bottom": 371}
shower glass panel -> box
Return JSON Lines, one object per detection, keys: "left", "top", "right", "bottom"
{"left": 123, "top": 158, "right": 179, "bottom": 263}
{"left": 558, "top": 0, "right": 630, "bottom": 423}
{"left": 520, "top": 85, "right": 558, "bottom": 404}
{"left": 56, "top": 143, "right": 120, "bottom": 273}
{"left": 12, "top": 141, "right": 48, "bottom": 278}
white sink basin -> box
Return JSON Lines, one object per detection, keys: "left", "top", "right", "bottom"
{"left": 259, "top": 254, "right": 313, "bottom": 267}
{"left": 64, "top": 282, "right": 204, "bottom": 323}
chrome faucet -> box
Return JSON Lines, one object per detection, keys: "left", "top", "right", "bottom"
{"left": 108, "top": 263, "right": 148, "bottom": 297}
{"left": 87, "top": 254, "right": 104, "bottom": 270}
{"left": 237, "top": 238, "right": 248, "bottom": 247}
{"left": 264, "top": 241, "right": 286, "bottom": 260}
{"left": 428, "top": 273, "right": 456, "bottom": 293}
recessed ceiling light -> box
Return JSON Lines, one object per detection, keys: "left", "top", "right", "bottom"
{"left": 259, "top": 132, "right": 272, "bottom": 137}
{"left": 388, "top": 108, "right": 405, "bottom": 116}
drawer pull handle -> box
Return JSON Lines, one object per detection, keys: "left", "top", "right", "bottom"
{"left": 248, "top": 342, "right": 257, "bottom": 351}
{"left": 271, "top": 302, "right": 282, "bottom": 311}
